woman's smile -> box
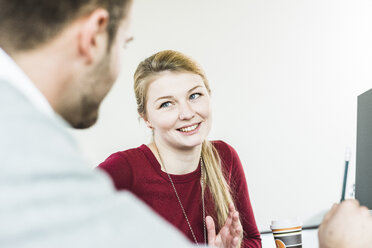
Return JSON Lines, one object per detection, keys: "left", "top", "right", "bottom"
{"left": 177, "top": 122, "right": 201, "bottom": 135}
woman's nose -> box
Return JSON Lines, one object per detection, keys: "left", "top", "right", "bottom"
{"left": 178, "top": 102, "right": 195, "bottom": 120}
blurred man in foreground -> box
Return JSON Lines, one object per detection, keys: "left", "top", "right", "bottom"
{"left": 0, "top": 0, "right": 240, "bottom": 247}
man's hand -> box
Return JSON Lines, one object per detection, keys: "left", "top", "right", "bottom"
{"left": 318, "top": 199, "right": 372, "bottom": 248}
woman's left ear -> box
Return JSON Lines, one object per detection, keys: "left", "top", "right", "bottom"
{"left": 141, "top": 115, "right": 153, "bottom": 129}
{"left": 145, "top": 121, "right": 153, "bottom": 129}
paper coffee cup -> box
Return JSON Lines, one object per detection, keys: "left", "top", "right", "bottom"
{"left": 270, "top": 219, "right": 302, "bottom": 248}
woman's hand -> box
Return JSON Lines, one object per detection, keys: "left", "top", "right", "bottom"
{"left": 206, "top": 203, "right": 243, "bottom": 248}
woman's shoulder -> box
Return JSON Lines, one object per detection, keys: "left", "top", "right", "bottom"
{"left": 211, "top": 141, "right": 247, "bottom": 186}
{"left": 98, "top": 144, "right": 148, "bottom": 168}
{"left": 212, "top": 140, "right": 237, "bottom": 155}
{"left": 211, "top": 140, "right": 240, "bottom": 165}
{"left": 212, "top": 140, "right": 231, "bottom": 148}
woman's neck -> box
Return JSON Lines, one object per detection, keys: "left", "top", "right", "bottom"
{"left": 148, "top": 141, "right": 202, "bottom": 175}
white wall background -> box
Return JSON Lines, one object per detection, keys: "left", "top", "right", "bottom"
{"left": 74, "top": 0, "right": 372, "bottom": 232}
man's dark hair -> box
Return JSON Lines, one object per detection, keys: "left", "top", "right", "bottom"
{"left": 0, "top": 0, "right": 132, "bottom": 52}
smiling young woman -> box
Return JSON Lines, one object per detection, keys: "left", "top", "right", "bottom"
{"left": 98, "top": 50, "right": 262, "bottom": 248}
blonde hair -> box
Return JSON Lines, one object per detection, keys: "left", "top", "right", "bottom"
{"left": 134, "top": 50, "right": 236, "bottom": 232}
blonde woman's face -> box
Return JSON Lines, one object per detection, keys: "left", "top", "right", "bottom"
{"left": 145, "top": 71, "right": 212, "bottom": 150}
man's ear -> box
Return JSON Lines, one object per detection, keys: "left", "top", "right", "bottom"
{"left": 78, "top": 8, "right": 109, "bottom": 64}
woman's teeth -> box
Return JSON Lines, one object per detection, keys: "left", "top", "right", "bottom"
{"left": 179, "top": 124, "right": 198, "bottom": 132}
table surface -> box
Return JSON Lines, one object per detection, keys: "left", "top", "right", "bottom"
{"left": 261, "top": 228, "right": 318, "bottom": 248}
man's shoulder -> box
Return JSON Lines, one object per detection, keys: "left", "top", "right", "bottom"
{"left": 0, "top": 79, "right": 72, "bottom": 139}
{"left": 0, "top": 79, "right": 87, "bottom": 176}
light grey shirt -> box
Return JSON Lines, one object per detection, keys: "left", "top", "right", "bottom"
{"left": 0, "top": 49, "right": 196, "bottom": 248}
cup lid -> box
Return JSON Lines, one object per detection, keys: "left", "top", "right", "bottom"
{"left": 270, "top": 218, "right": 302, "bottom": 230}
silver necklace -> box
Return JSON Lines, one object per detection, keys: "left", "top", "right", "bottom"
{"left": 156, "top": 148, "right": 207, "bottom": 246}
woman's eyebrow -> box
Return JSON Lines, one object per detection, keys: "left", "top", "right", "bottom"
{"left": 187, "top": 85, "right": 203, "bottom": 93}
{"left": 154, "top": 95, "right": 174, "bottom": 102}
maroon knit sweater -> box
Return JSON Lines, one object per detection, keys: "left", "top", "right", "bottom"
{"left": 98, "top": 140, "right": 261, "bottom": 247}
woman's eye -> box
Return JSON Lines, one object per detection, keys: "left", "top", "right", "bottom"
{"left": 160, "top": 101, "right": 172, "bottom": 108}
{"left": 190, "top": 93, "right": 201, "bottom": 100}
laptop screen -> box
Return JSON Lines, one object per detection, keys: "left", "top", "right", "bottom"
{"left": 356, "top": 88, "right": 372, "bottom": 209}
